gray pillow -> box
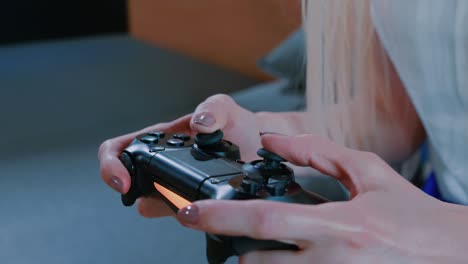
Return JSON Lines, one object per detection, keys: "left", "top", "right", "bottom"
{"left": 257, "top": 28, "right": 306, "bottom": 95}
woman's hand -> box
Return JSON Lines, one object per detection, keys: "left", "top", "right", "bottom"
{"left": 175, "top": 134, "right": 468, "bottom": 263}
{"left": 98, "top": 94, "right": 262, "bottom": 218}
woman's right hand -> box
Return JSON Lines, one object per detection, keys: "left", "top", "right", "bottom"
{"left": 98, "top": 94, "right": 263, "bottom": 218}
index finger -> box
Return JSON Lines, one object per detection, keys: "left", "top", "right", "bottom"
{"left": 176, "top": 200, "right": 358, "bottom": 244}
{"left": 261, "top": 134, "right": 398, "bottom": 196}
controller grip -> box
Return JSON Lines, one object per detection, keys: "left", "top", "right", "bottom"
{"left": 119, "top": 152, "right": 140, "bottom": 206}
{"left": 119, "top": 152, "right": 158, "bottom": 206}
{"left": 121, "top": 180, "right": 140, "bottom": 206}
{"left": 205, "top": 187, "right": 329, "bottom": 263}
{"left": 206, "top": 234, "right": 298, "bottom": 264}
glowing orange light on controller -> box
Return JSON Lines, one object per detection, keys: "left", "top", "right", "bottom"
{"left": 154, "top": 183, "right": 191, "bottom": 209}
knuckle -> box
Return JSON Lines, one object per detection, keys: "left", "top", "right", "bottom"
{"left": 198, "top": 94, "right": 236, "bottom": 110}
{"left": 250, "top": 204, "right": 276, "bottom": 239}
{"left": 137, "top": 201, "right": 152, "bottom": 218}
{"left": 358, "top": 151, "right": 386, "bottom": 176}
{"left": 362, "top": 151, "right": 380, "bottom": 162}
{"left": 362, "top": 151, "right": 384, "bottom": 166}
{"left": 207, "top": 94, "right": 235, "bottom": 104}
{"left": 98, "top": 139, "right": 113, "bottom": 157}
{"left": 99, "top": 164, "right": 109, "bottom": 180}
{"left": 291, "top": 135, "right": 317, "bottom": 163}
{"left": 196, "top": 100, "right": 216, "bottom": 111}
{"left": 194, "top": 94, "right": 240, "bottom": 124}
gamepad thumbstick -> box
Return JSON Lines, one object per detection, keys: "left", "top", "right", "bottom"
{"left": 195, "top": 130, "right": 224, "bottom": 147}
{"left": 256, "top": 148, "right": 286, "bottom": 169}
{"left": 257, "top": 148, "right": 285, "bottom": 162}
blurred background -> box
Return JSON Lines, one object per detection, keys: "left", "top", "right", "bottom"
{"left": 0, "top": 1, "right": 345, "bottom": 263}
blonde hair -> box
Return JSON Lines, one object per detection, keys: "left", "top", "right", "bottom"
{"left": 303, "top": 0, "right": 418, "bottom": 158}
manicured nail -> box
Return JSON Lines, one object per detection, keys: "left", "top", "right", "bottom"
{"left": 193, "top": 113, "right": 216, "bottom": 127}
{"left": 259, "top": 131, "right": 287, "bottom": 137}
{"left": 177, "top": 205, "right": 199, "bottom": 225}
{"left": 110, "top": 176, "right": 124, "bottom": 193}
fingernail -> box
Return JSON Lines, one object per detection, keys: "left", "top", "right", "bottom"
{"left": 193, "top": 113, "right": 216, "bottom": 127}
{"left": 110, "top": 176, "right": 124, "bottom": 193}
{"left": 259, "top": 131, "right": 287, "bottom": 137}
{"left": 177, "top": 204, "right": 199, "bottom": 225}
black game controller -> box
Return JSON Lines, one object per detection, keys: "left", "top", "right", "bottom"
{"left": 119, "top": 130, "right": 329, "bottom": 264}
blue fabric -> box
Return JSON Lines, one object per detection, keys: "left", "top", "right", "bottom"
{"left": 420, "top": 143, "right": 456, "bottom": 204}
{"left": 422, "top": 172, "right": 457, "bottom": 204}
{"left": 420, "top": 142, "right": 441, "bottom": 199}
{"left": 422, "top": 172, "right": 443, "bottom": 200}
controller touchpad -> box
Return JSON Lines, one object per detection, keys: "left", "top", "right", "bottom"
{"left": 161, "top": 150, "right": 243, "bottom": 177}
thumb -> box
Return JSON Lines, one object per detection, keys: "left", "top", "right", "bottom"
{"left": 261, "top": 134, "right": 400, "bottom": 196}
{"left": 190, "top": 94, "right": 243, "bottom": 133}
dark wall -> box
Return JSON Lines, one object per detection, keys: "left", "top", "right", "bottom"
{"left": 0, "top": 0, "right": 127, "bottom": 45}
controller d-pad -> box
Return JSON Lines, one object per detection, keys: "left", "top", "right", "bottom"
{"left": 167, "top": 138, "right": 185, "bottom": 147}
{"left": 173, "top": 133, "right": 191, "bottom": 141}
{"left": 149, "top": 132, "right": 166, "bottom": 139}
{"left": 140, "top": 136, "right": 159, "bottom": 144}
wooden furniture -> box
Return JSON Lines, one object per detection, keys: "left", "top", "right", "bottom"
{"left": 128, "top": 0, "right": 302, "bottom": 80}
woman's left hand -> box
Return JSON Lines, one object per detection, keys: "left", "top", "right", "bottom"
{"left": 175, "top": 134, "right": 468, "bottom": 264}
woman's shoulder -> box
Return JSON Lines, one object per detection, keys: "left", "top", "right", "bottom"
{"left": 371, "top": 0, "right": 468, "bottom": 204}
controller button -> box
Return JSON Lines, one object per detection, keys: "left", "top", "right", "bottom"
{"left": 173, "top": 133, "right": 191, "bottom": 141}
{"left": 267, "top": 185, "right": 286, "bottom": 196}
{"left": 149, "top": 132, "right": 166, "bottom": 139}
{"left": 209, "top": 176, "right": 231, "bottom": 184}
{"left": 210, "top": 178, "right": 221, "bottom": 184}
{"left": 241, "top": 179, "right": 262, "bottom": 194}
{"left": 140, "top": 136, "right": 159, "bottom": 144}
{"left": 167, "top": 138, "right": 185, "bottom": 147}
{"left": 149, "top": 146, "right": 166, "bottom": 153}
{"left": 195, "top": 130, "right": 224, "bottom": 147}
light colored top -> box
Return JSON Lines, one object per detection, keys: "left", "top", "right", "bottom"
{"left": 371, "top": 0, "right": 468, "bottom": 204}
